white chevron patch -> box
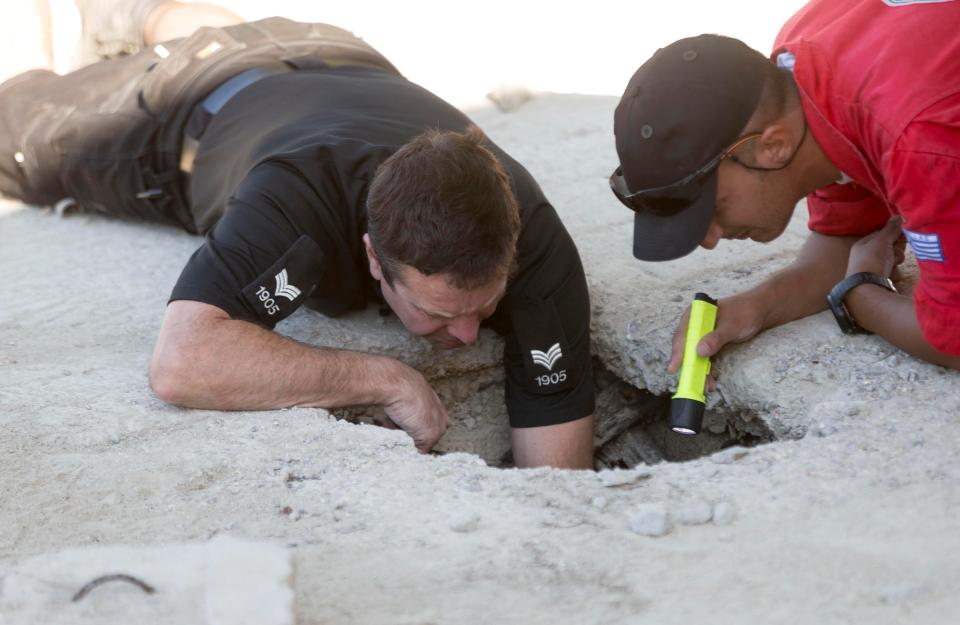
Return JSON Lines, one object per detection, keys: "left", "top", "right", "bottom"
{"left": 274, "top": 268, "right": 301, "bottom": 301}
{"left": 530, "top": 342, "right": 563, "bottom": 371}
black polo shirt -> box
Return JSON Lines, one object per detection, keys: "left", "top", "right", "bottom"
{"left": 170, "top": 66, "right": 594, "bottom": 428}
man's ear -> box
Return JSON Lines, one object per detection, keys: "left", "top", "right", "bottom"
{"left": 753, "top": 123, "right": 793, "bottom": 168}
{"left": 754, "top": 112, "right": 804, "bottom": 168}
{"left": 363, "top": 233, "right": 384, "bottom": 281}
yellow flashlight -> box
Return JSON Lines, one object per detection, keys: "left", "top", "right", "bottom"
{"left": 670, "top": 292, "right": 718, "bottom": 435}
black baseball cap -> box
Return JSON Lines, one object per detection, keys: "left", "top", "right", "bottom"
{"left": 612, "top": 34, "right": 770, "bottom": 261}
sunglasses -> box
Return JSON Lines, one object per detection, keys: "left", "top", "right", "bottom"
{"left": 609, "top": 132, "right": 762, "bottom": 215}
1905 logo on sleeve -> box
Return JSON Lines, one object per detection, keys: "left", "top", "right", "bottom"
{"left": 255, "top": 268, "right": 301, "bottom": 316}
{"left": 530, "top": 342, "right": 567, "bottom": 387}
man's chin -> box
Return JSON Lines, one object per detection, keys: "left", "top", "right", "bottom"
{"left": 750, "top": 228, "right": 783, "bottom": 243}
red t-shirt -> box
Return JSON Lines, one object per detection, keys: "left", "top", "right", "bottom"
{"left": 774, "top": 0, "right": 960, "bottom": 354}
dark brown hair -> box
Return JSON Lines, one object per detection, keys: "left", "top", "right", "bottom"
{"left": 366, "top": 126, "right": 521, "bottom": 289}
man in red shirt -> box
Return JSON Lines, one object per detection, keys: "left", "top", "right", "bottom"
{"left": 611, "top": 0, "right": 960, "bottom": 372}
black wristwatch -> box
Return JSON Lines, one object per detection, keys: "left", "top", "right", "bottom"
{"left": 827, "top": 272, "right": 897, "bottom": 335}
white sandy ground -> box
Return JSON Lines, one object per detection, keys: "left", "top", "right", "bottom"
{"left": 1, "top": 2, "right": 959, "bottom": 622}
{"left": 1, "top": 91, "right": 959, "bottom": 624}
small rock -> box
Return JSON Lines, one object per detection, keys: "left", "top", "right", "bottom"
{"left": 706, "top": 419, "right": 728, "bottom": 435}
{"left": 459, "top": 476, "right": 483, "bottom": 492}
{"left": 450, "top": 512, "right": 481, "bottom": 533}
{"left": 880, "top": 581, "right": 929, "bottom": 605}
{"left": 627, "top": 504, "right": 673, "bottom": 537}
{"left": 598, "top": 469, "right": 651, "bottom": 488}
{"left": 939, "top": 465, "right": 960, "bottom": 480}
{"left": 710, "top": 447, "right": 750, "bottom": 465}
{"left": 812, "top": 422, "right": 838, "bottom": 438}
{"left": 486, "top": 83, "right": 534, "bottom": 112}
{"left": 712, "top": 501, "right": 738, "bottom": 526}
{"left": 673, "top": 499, "right": 713, "bottom": 525}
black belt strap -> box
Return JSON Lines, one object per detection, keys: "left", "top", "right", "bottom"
{"left": 179, "top": 57, "right": 396, "bottom": 175}
{"left": 179, "top": 62, "right": 293, "bottom": 175}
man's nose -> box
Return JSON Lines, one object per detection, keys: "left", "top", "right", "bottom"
{"left": 447, "top": 317, "right": 480, "bottom": 345}
{"left": 700, "top": 222, "right": 723, "bottom": 250}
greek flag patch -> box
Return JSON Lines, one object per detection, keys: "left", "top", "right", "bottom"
{"left": 904, "top": 229, "right": 945, "bottom": 263}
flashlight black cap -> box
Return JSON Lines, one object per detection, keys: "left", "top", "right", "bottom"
{"left": 670, "top": 397, "right": 705, "bottom": 435}
{"left": 694, "top": 292, "right": 718, "bottom": 306}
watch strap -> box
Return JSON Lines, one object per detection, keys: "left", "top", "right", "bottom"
{"left": 827, "top": 272, "right": 896, "bottom": 335}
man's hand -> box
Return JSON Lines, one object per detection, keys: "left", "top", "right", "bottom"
{"left": 151, "top": 300, "right": 452, "bottom": 453}
{"left": 383, "top": 365, "right": 451, "bottom": 453}
{"left": 664, "top": 232, "right": 862, "bottom": 388}
{"left": 846, "top": 216, "right": 905, "bottom": 279}
{"left": 667, "top": 293, "right": 767, "bottom": 388}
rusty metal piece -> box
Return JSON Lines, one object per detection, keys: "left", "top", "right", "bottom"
{"left": 71, "top": 574, "right": 156, "bottom": 602}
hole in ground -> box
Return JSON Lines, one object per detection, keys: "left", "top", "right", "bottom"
{"left": 333, "top": 356, "right": 776, "bottom": 469}
{"left": 592, "top": 358, "right": 776, "bottom": 469}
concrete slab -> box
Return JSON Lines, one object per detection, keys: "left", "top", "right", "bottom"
{"left": 2, "top": 94, "right": 959, "bottom": 624}
{"left": 0, "top": 536, "right": 293, "bottom": 625}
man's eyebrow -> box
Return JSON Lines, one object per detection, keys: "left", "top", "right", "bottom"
{"left": 418, "top": 306, "right": 456, "bottom": 319}
{"left": 417, "top": 286, "right": 506, "bottom": 319}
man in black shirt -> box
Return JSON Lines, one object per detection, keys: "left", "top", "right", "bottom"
{"left": 0, "top": 17, "right": 595, "bottom": 468}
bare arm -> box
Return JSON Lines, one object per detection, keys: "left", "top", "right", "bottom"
{"left": 511, "top": 415, "right": 595, "bottom": 470}
{"left": 749, "top": 231, "right": 860, "bottom": 328}
{"left": 149, "top": 300, "right": 450, "bottom": 451}
{"left": 844, "top": 218, "right": 960, "bottom": 369}
{"left": 845, "top": 285, "right": 960, "bottom": 369}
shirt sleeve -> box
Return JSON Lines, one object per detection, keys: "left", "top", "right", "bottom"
{"left": 886, "top": 121, "right": 960, "bottom": 355}
{"left": 169, "top": 161, "right": 327, "bottom": 328}
{"left": 490, "top": 201, "right": 595, "bottom": 428}
{"left": 806, "top": 181, "right": 891, "bottom": 237}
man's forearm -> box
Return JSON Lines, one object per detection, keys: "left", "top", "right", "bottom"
{"left": 747, "top": 232, "right": 859, "bottom": 330}
{"left": 845, "top": 286, "right": 960, "bottom": 369}
{"left": 151, "top": 302, "right": 405, "bottom": 410}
